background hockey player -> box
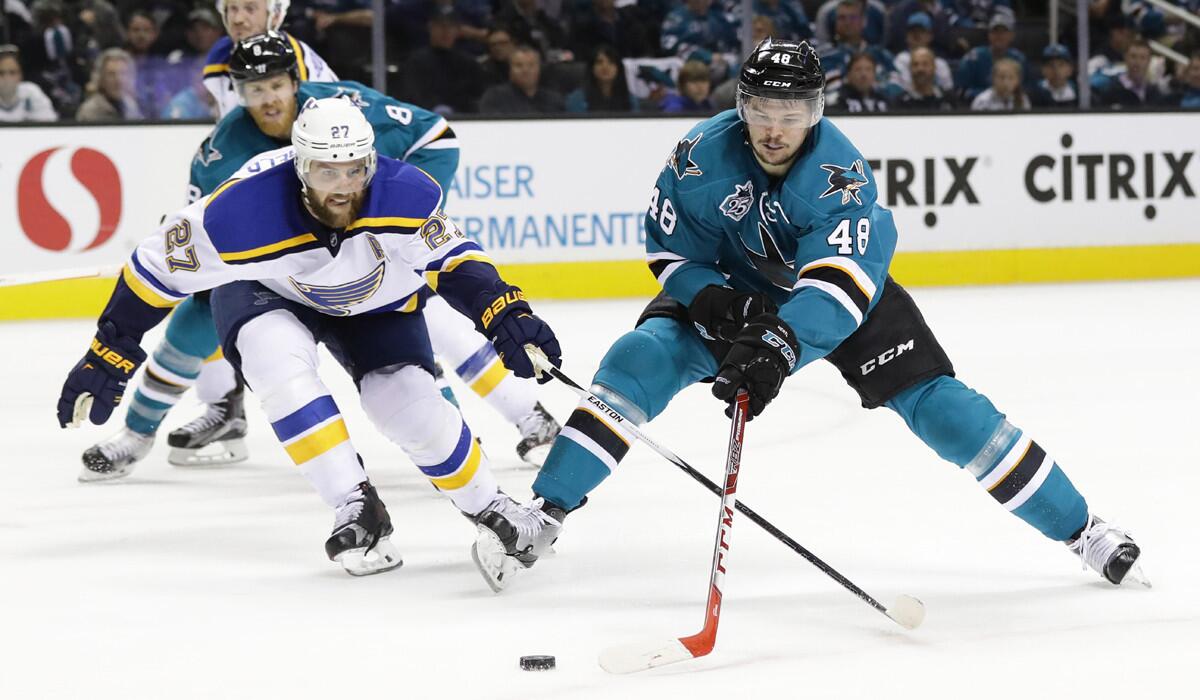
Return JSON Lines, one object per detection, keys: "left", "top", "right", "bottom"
{"left": 204, "top": 0, "right": 337, "bottom": 118}
{"left": 82, "top": 33, "right": 560, "bottom": 480}
{"left": 474, "top": 39, "right": 1148, "bottom": 591}
{"left": 57, "top": 97, "right": 562, "bottom": 581}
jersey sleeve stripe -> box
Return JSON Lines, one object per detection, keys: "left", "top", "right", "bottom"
{"left": 796, "top": 266, "right": 870, "bottom": 318}
{"left": 423, "top": 252, "right": 494, "bottom": 291}
{"left": 218, "top": 232, "right": 319, "bottom": 262}
{"left": 121, "top": 264, "right": 183, "bottom": 308}
{"left": 419, "top": 139, "right": 460, "bottom": 151}
{"left": 286, "top": 34, "right": 309, "bottom": 81}
{"left": 347, "top": 216, "right": 428, "bottom": 231}
{"left": 793, "top": 277, "right": 864, "bottom": 326}
{"left": 797, "top": 256, "right": 877, "bottom": 300}
{"left": 404, "top": 119, "right": 450, "bottom": 158}
{"left": 649, "top": 258, "right": 687, "bottom": 285}
{"left": 205, "top": 178, "right": 243, "bottom": 207}
{"left": 203, "top": 63, "right": 229, "bottom": 76}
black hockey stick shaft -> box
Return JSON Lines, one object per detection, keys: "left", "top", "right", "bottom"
{"left": 528, "top": 354, "right": 908, "bottom": 622}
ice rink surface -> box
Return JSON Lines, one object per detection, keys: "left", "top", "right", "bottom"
{"left": 2, "top": 280, "right": 1198, "bottom": 699}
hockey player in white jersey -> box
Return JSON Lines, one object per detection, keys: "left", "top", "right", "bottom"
{"left": 56, "top": 98, "right": 562, "bottom": 581}
{"left": 204, "top": 0, "right": 337, "bottom": 117}
{"left": 81, "top": 34, "right": 560, "bottom": 481}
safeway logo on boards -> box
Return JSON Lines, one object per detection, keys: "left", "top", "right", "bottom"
{"left": 17, "top": 147, "right": 122, "bottom": 252}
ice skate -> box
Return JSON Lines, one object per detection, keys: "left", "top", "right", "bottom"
{"left": 1067, "top": 514, "right": 1150, "bottom": 587}
{"left": 325, "top": 482, "right": 402, "bottom": 576}
{"left": 471, "top": 495, "right": 565, "bottom": 592}
{"left": 167, "top": 387, "right": 249, "bottom": 466}
{"left": 514, "top": 403, "right": 560, "bottom": 468}
{"left": 80, "top": 427, "right": 154, "bottom": 482}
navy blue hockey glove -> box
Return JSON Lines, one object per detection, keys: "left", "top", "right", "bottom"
{"left": 57, "top": 321, "right": 146, "bottom": 428}
{"left": 480, "top": 285, "right": 562, "bottom": 383}
{"left": 688, "top": 285, "right": 778, "bottom": 342}
{"left": 712, "top": 314, "right": 800, "bottom": 419}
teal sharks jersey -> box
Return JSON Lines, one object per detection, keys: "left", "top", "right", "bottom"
{"left": 189, "top": 80, "right": 457, "bottom": 202}
{"left": 645, "top": 110, "right": 898, "bottom": 371}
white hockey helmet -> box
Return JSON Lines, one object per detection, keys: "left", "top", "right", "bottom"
{"left": 292, "top": 96, "right": 377, "bottom": 194}
{"left": 217, "top": 0, "right": 291, "bottom": 33}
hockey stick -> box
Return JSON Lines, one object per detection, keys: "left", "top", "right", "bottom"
{"left": 0, "top": 264, "right": 122, "bottom": 288}
{"left": 598, "top": 389, "right": 750, "bottom": 674}
{"left": 526, "top": 350, "right": 924, "bottom": 631}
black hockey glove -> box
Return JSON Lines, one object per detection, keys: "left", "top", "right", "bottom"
{"left": 480, "top": 285, "right": 562, "bottom": 383}
{"left": 711, "top": 314, "right": 800, "bottom": 419}
{"left": 688, "top": 285, "right": 778, "bottom": 342}
{"left": 57, "top": 321, "right": 146, "bottom": 428}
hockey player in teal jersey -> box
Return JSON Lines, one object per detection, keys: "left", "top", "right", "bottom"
{"left": 474, "top": 39, "right": 1148, "bottom": 590}
{"left": 82, "top": 33, "right": 560, "bottom": 480}
{"left": 57, "top": 97, "right": 562, "bottom": 580}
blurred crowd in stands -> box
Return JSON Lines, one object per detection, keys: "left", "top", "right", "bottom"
{"left": 1, "top": 0, "right": 1197, "bottom": 122}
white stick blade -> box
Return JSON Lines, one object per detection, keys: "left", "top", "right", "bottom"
{"left": 886, "top": 594, "right": 926, "bottom": 629}
{"left": 598, "top": 638, "right": 694, "bottom": 674}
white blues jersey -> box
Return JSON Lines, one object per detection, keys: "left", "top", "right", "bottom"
{"left": 120, "top": 151, "right": 495, "bottom": 320}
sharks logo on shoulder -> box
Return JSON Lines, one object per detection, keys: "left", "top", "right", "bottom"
{"left": 818, "top": 160, "right": 869, "bottom": 206}
{"left": 719, "top": 181, "right": 754, "bottom": 221}
{"left": 194, "top": 139, "right": 222, "bottom": 167}
{"left": 667, "top": 133, "right": 703, "bottom": 180}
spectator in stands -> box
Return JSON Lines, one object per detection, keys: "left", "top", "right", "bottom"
{"left": 661, "top": 58, "right": 713, "bottom": 113}
{"left": 124, "top": 9, "right": 165, "bottom": 58}
{"left": 818, "top": 0, "right": 896, "bottom": 103}
{"left": 479, "top": 43, "right": 565, "bottom": 113}
{"left": 884, "top": 0, "right": 953, "bottom": 55}
{"left": 956, "top": 13, "right": 1026, "bottom": 100}
{"left": 660, "top": 0, "right": 738, "bottom": 59}
{"left": 310, "top": 0, "right": 373, "bottom": 83}
{"left": 1030, "top": 43, "right": 1078, "bottom": 108}
{"left": 181, "top": 8, "right": 221, "bottom": 59}
{"left": 753, "top": 0, "right": 812, "bottom": 41}
{"left": 897, "top": 46, "right": 956, "bottom": 110}
{"left": 20, "top": 0, "right": 83, "bottom": 115}
{"left": 73, "top": 1, "right": 125, "bottom": 58}
{"left": 478, "top": 27, "right": 515, "bottom": 86}
{"left": 566, "top": 44, "right": 637, "bottom": 113}
{"left": 1173, "top": 51, "right": 1200, "bottom": 108}
{"left": 569, "top": 0, "right": 653, "bottom": 61}
{"left": 815, "top": 0, "right": 886, "bottom": 46}
{"left": 497, "top": 0, "right": 570, "bottom": 61}
{"left": 970, "top": 55, "right": 1028, "bottom": 110}
{"left": 944, "top": 0, "right": 1014, "bottom": 30}
{"left": 893, "top": 12, "right": 954, "bottom": 93}
{"left": 1087, "top": 15, "right": 1135, "bottom": 76}
{"left": 0, "top": 43, "right": 57, "bottom": 120}
{"left": 833, "top": 52, "right": 891, "bottom": 111}
{"left": 3, "top": 1, "right": 34, "bottom": 49}
{"left": 403, "top": 8, "right": 485, "bottom": 114}
{"left": 76, "top": 46, "right": 140, "bottom": 120}
{"left": 1093, "top": 38, "right": 1168, "bottom": 108}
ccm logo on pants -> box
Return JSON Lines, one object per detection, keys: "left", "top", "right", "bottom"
{"left": 860, "top": 339, "right": 915, "bottom": 376}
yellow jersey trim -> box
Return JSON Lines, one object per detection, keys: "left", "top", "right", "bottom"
{"left": 347, "top": 216, "right": 429, "bottom": 231}
{"left": 219, "top": 232, "right": 319, "bottom": 262}
{"left": 205, "top": 178, "right": 242, "bottom": 208}
{"left": 121, "top": 265, "right": 181, "bottom": 309}
{"left": 203, "top": 63, "right": 229, "bottom": 76}
{"left": 286, "top": 35, "right": 309, "bottom": 81}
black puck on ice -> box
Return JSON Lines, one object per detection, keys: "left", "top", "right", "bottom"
{"left": 519, "top": 655, "right": 556, "bottom": 671}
